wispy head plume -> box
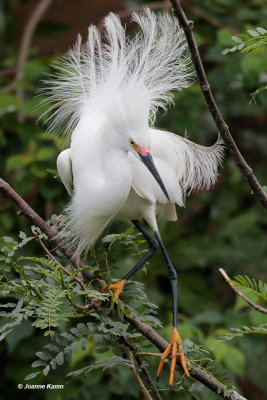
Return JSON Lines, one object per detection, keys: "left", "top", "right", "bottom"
{"left": 39, "top": 8, "right": 194, "bottom": 135}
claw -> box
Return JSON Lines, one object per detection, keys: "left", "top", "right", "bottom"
{"left": 157, "top": 327, "right": 189, "bottom": 386}
{"left": 102, "top": 279, "right": 127, "bottom": 301}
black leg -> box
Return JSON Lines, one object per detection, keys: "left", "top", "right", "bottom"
{"left": 122, "top": 220, "right": 158, "bottom": 281}
{"left": 153, "top": 230, "right": 190, "bottom": 383}
{"left": 155, "top": 231, "right": 178, "bottom": 328}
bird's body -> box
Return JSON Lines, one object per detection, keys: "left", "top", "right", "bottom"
{"left": 43, "top": 9, "right": 224, "bottom": 385}
{"left": 58, "top": 125, "right": 222, "bottom": 243}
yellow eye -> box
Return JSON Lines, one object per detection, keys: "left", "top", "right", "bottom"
{"left": 129, "top": 138, "right": 137, "bottom": 148}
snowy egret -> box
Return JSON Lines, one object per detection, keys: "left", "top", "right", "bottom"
{"left": 42, "top": 9, "right": 224, "bottom": 386}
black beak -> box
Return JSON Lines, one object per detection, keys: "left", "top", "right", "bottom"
{"left": 139, "top": 152, "right": 170, "bottom": 202}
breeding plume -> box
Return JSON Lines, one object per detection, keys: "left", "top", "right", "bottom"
{"left": 42, "top": 9, "right": 224, "bottom": 385}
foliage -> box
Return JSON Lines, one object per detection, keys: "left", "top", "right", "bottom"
{"left": 0, "top": 1, "right": 267, "bottom": 399}
{"left": 222, "top": 27, "right": 267, "bottom": 55}
{"left": 222, "top": 26, "right": 267, "bottom": 102}
{"left": 230, "top": 275, "right": 267, "bottom": 302}
{"left": 218, "top": 324, "right": 267, "bottom": 342}
{"left": 0, "top": 226, "right": 238, "bottom": 399}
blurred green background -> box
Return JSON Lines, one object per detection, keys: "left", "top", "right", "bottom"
{"left": 0, "top": 0, "right": 266, "bottom": 399}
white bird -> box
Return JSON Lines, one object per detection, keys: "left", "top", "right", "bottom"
{"left": 42, "top": 9, "right": 224, "bottom": 386}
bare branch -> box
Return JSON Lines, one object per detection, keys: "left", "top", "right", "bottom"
{"left": 16, "top": 0, "right": 54, "bottom": 122}
{"left": 183, "top": 2, "right": 238, "bottom": 34}
{"left": 125, "top": 346, "right": 154, "bottom": 400}
{"left": 170, "top": 0, "right": 267, "bottom": 210}
{"left": 219, "top": 268, "right": 267, "bottom": 315}
{"left": 117, "top": 1, "right": 169, "bottom": 20}
{"left": 123, "top": 337, "right": 163, "bottom": 400}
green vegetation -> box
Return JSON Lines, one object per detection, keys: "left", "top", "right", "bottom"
{"left": 0, "top": 1, "right": 266, "bottom": 399}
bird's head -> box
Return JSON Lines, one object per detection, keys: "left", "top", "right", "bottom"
{"left": 127, "top": 133, "right": 170, "bottom": 202}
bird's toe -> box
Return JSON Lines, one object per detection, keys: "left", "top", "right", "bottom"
{"left": 157, "top": 327, "right": 189, "bottom": 387}
{"left": 103, "top": 279, "right": 127, "bottom": 302}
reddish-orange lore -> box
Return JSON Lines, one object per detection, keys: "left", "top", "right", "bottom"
{"left": 135, "top": 145, "right": 151, "bottom": 155}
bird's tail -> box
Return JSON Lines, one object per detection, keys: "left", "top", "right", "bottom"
{"left": 40, "top": 8, "right": 194, "bottom": 135}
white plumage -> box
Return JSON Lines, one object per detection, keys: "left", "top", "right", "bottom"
{"left": 42, "top": 8, "right": 223, "bottom": 258}
{"left": 43, "top": 9, "right": 224, "bottom": 384}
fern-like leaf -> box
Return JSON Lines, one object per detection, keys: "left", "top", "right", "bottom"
{"left": 32, "top": 286, "right": 70, "bottom": 337}
{"left": 230, "top": 274, "right": 267, "bottom": 302}
{"left": 218, "top": 324, "right": 267, "bottom": 342}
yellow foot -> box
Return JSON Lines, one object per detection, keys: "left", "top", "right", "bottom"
{"left": 157, "top": 327, "right": 190, "bottom": 387}
{"left": 102, "top": 279, "right": 127, "bottom": 302}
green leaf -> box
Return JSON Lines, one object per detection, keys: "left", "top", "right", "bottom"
{"left": 6, "top": 154, "right": 33, "bottom": 173}
{"left": 0, "top": 93, "right": 21, "bottom": 115}
{"left": 23, "top": 60, "right": 47, "bottom": 81}
{"left": 224, "top": 347, "right": 245, "bottom": 376}
{"left": 43, "top": 365, "right": 50, "bottom": 376}
{"left": 18, "top": 232, "right": 26, "bottom": 240}
{"left": 229, "top": 46, "right": 238, "bottom": 53}
{"left": 36, "top": 351, "right": 52, "bottom": 361}
{"left": 55, "top": 351, "right": 64, "bottom": 366}
{"left": 35, "top": 147, "right": 55, "bottom": 161}
{"left": 256, "top": 27, "right": 267, "bottom": 34}
{"left": 247, "top": 29, "right": 260, "bottom": 37}
{"left": 24, "top": 372, "right": 41, "bottom": 381}
{"left": 32, "top": 360, "right": 46, "bottom": 368}
{"left": 67, "top": 356, "right": 133, "bottom": 377}
{"left": 231, "top": 35, "right": 243, "bottom": 43}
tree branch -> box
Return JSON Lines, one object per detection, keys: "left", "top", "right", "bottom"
{"left": 219, "top": 268, "right": 267, "bottom": 315}
{"left": 16, "top": 0, "right": 54, "bottom": 122}
{"left": 123, "top": 337, "right": 163, "bottom": 400}
{"left": 183, "top": 2, "right": 238, "bottom": 34}
{"left": 0, "top": 176, "right": 248, "bottom": 400}
{"left": 170, "top": 0, "right": 267, "bottom": 210}
{"left": 125, "top": 346, "right": 154, "bottom": 400}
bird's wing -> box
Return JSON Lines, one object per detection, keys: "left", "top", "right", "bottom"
{"left": 57, "top": 149, "right": 73, "bottom": 195}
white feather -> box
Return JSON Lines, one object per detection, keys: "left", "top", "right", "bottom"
{"left": 150, "top": 129, "right": 224, "bottom": 197}
{"left": 40, "top": 8, "right": 194, "bottom": 134}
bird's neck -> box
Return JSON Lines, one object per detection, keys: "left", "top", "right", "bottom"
{"left": 102, "top": 141, "right": 132, "bottom": 204}
{"left": 71, "top": 114, "right": 132, "bottom": 216}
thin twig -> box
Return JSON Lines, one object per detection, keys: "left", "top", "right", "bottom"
{"left": 116, "top": 0, "right": 237, "bottom": 34}
{"left": 137, "top": 352, "right": 162, "bottom": 357}
{"left": 125, "top": 347, "right": 154, "bottom": 400}
{"left": 170, "top": 0, "right": 267, "bottom": 210}
{"left": 123, "top": 337, "right": 163, "bottom": 400}
{"left": 31, "top": 228, "right": 87, "bottom": 292}
{"left": 219, "top": 268, "right": 267, "bottom": 315}
{"left": 183, "top": 2, "right": 238, "bottom": 34}
{"left": 113, "top": 1, "right": 169, "bottom": 22}
{"left": 0, "top": 178, "right": 248, "bottom": 400}
{"left": 15, "top": 0, "right": 54, "bottom": 122}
